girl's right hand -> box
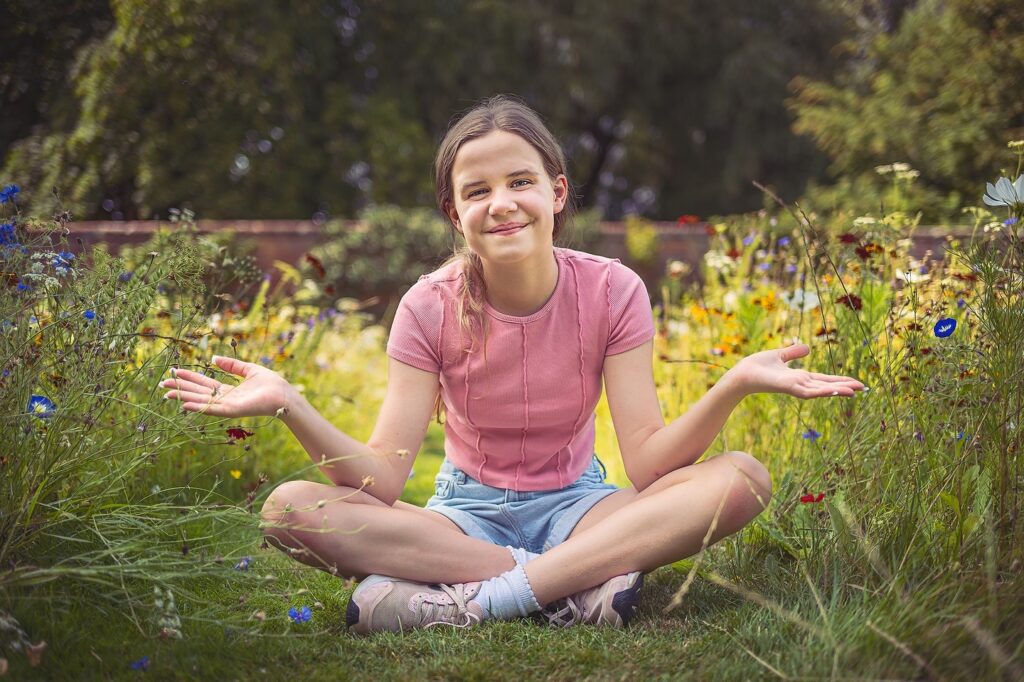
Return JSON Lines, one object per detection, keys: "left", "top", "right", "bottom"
{"left": 160, "top": 355, "right": 291, "bottom": 418}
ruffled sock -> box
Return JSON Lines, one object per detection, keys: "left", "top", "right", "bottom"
{"left": 470, "top": 547, "right": 542, "bottom": 620}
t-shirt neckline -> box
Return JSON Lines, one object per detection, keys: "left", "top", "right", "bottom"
{"left": 483, "top": 249, "right": 564, "bottom": 323}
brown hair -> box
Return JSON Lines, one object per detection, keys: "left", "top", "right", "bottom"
{"left": 434, "top": 95, "right": 576, "bottom": 350}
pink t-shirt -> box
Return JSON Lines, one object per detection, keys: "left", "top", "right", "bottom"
{"left": 386, "top": 247, "right": 655, "bottom": 491}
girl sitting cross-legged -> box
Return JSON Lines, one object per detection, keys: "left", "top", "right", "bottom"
{"left": 160, "top": 95, "right": 866, "bottom": 633}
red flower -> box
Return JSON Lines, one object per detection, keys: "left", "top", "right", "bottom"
{"left": 838, "top": 233, "right": 858, "bottom": 244}
{"left": 837, "top": 294, "right": 863, "bottom": 310}
{"left": 677, "top": 214, "right": 701, "bottom": 225}
{"left": 726, "top": 248, "right": 741, "bottom": 259}
{"left": 800, "top": 492, "right": 826, "bottom": 504}
{"left": 226, "top": 427, "right": 254, "bottom": 441}
{"left": 304, "top": 253, "right": 326, "bottom": 279}
{"left": 855, "top": 242, "right": 884, "bottom": 261}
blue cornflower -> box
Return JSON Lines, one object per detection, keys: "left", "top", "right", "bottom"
{"left": 801, "top": 428, "right": 821, "bottom": 442}
{"left": 742, "top": 234, "right": 755, "bottom": 246}
{"left": 0, "top": 184, "right": 19, "bottom": 204}
{"left": 119, "top": 271, "right": 134, "bottom": 282}
{"left": 757, "top": 262, "right": 771, "bottom": 271}
{"left": 955, "top": 431, "right": 965, "bottom": 441}
{"left": 0, "top": 221, "right": 16, "bottom": 245}
{"left": 288, "top": 605, "right": 312, "bottom": 623}
{"left": 259, "top": 356, "right": 272, "bottom": 366}
{"left": 934, "top": 318, "right": 957, "bottom": 338}
{"left": 129, "top": 656, "right": 150, "bottom": 671}
{"left": 16, "top": 280, "right": 31, "bottom": 292}
{"left": 83, "top": 310, "right": 96, "bottom": 320}
{"left": 785, "top": 263, "right": 797, "bottom": 273}
{"left": 957, "top": 298, "right": 966, "bottom": 309}
{"left": 28, "top": 394, "right": 56, "bottom": 419}
{"left": 1005, "top": 217, "right": 1019, "bottom": 226}
{"left": 778, "top": 236, "right": 791, "bottom": 247}
{"left": 234, "top": 556, "right": 252, "bottom": 571}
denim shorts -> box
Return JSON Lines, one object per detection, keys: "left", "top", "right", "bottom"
{"left": 424, "top": 454, "right": 620, "bottom": 554}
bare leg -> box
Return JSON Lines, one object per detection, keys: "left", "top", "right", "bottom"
{"left": 524, "top": 451, "right": 772, "bottom": 605}
{"left": 260, "top": 481, "right": 514, "bottom": 582}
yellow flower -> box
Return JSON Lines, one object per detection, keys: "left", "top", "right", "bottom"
{"left": 689, "top": 304, "right": 710, "bottom": 324}
{"left": 230, "top": 469, "right": 242, "bottom": 479}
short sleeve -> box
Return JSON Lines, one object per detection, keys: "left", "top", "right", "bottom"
{"left": 386, "top": 279, "right": 443, "bottom": 373}
{"left": 605, "top": 262, "right": 655, "bottom": 356}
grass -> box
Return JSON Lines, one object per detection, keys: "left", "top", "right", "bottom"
{"left": 8, "top": 446, "right": 1023, "bottom": 680}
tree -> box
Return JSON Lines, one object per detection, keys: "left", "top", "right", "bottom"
{"left": 3, "top": 0, "right": 855, "bottom": 221}
{"left": 789, "top": 0, "right": 1024, "bottom": 217}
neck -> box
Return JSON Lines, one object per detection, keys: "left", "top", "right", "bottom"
{"left": 480, "top": 249, "right": 559, "bottom": 316}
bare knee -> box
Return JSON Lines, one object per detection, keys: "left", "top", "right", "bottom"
{"left": 716, "top": 451, "right": 773, "bottom": 522}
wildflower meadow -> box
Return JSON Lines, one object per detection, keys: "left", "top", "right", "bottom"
{"left": 1, "top": 146, "right": 1023, "bottom": 679}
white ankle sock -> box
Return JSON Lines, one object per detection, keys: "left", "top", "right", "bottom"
{"left": 473, "top": 562, "right": 541, "bottom": 620}
{"left": 506, "top": 545, "right": 541, "bottom": 566}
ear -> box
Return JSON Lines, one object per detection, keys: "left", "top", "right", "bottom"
{"left": 445, "top": 201, "right": 463, "bottom": 235}
{"left": 552, "top": 175, "right": 569, "bottom": 214}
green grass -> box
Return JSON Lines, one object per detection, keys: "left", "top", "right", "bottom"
{"left": 8, "top": 446, "right": 1022, "bottom": 680}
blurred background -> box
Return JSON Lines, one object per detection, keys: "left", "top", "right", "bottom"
{"left": 4, "top": 0, "right": 1021, "bottom": 226}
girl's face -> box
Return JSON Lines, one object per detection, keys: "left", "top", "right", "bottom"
{"left": 447, "top": 130, "right": 567, "bottom": 267}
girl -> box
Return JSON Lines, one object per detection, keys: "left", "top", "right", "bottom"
{"left": 160, "top": 95, "right": 866, "bottom": 634}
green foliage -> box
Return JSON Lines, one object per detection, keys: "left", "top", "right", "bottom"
{"left": 2, "top": 0, "right": 854, "bottom": 221}
{"left": 306, "top": 204, "right": 452, "bottom": 309}
{"left": 623, "top": 215, "right": 659, "bottom": 268}
{"left": 790, "top": 0, "right": 1024, "bottom": 220}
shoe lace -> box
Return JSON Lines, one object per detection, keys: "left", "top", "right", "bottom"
{"left": 421, "top": 584, "right": 481, "bottom": 629}
{"left": 543, "top": 596, "right": 584, "bottom": 627}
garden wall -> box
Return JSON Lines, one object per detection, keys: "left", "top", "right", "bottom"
{"left": 66, "top": 220, "right": 969, "bottom": 291}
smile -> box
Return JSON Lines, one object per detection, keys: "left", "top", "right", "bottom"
{"left": 488, "top": 222, "right": 527, "bottom": 236}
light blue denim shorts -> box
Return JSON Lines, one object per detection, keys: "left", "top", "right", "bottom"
{"left": 424, "top": 454, "right": 620, "bottom": 554}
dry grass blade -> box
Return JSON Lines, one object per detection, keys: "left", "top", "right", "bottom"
{"left": 962, "top": 616, "right": 1024, "bottom": 682}
{"left": 866, "top": 620, "right": 945, "bottom": 682}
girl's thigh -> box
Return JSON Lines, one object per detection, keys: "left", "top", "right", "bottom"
{"left": 393, "top": 499, "right": 468, "bottom": 534}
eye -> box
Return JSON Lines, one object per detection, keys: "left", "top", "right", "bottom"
{"left": 511, "top": 179, "right": 532, "bottom": 188}
{"left": 467, "top": 188, "right": 487, "bottom": 198}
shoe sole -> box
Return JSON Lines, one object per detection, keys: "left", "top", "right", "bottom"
{"left": 345, "top": 596, "right": 361, "bottom": 629}
{"left": 610, "top": 571, "right": 644, "bottom": 626}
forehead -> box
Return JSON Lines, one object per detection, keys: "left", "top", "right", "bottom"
{"left": 452, "top": 130, "right": 545, "bottom": 182}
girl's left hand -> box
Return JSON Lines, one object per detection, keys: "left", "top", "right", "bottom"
{"left": 729, "top": 343, "right": 867, "bottom": 399}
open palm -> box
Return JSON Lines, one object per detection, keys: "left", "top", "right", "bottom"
{"left": 731, "top": 343, "right": 867, "bottom": 399}
{"left": 160, "top": 356, "right": 290, "bottom": 418}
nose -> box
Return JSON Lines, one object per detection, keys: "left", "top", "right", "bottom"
{"left": 488, "top": 187, "right": 517, "bottom": 216}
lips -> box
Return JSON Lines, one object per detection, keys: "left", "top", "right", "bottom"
{"left": 488, "top": 222, "right": 527, "bottom": 235}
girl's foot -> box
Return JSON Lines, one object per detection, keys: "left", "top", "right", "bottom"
{"left": 346, "top": 575, "right": 484, "bottom": 634}
{"left": 540, "top": 571, "right": 644, "bottom": 627}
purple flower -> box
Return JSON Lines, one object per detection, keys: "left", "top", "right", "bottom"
{"left": 0, "top": 184, "right": 19, "bottom": 204}
{"left": 16, "top": 280, "right": 31, "bottom": 292}
{"left": 1004, "top": 217, "right": 1019, "bottom": 226}
{"left": 785, "top": 263, "right": 797, "bottom": 273}
{"left": 119, "top": 271, "right": 134, "bottom": 282}
{"left": 801, "top": 428, "right": 821, "bottom": 442}
{"left": 778, "top": 236, "right": 791, "bottom": 247}
{"left": 956, "top": 298, "right": 965, "bottom": 309}
{"left": 288, "top": 605, "right": 312, "bottom": 623}
{"left": 83, "top": 310, "right": 96, "bottom": 320}
{"left": 933, "top": 318, "right": 957, "bottom": 338}
{"left": 757, "top": 262, "right": 771, "bottom": 271}
{"left": 129, "top": 656, "right": 150, "bottom": 671}
{"left": 234, "top": 556, "right": 252, "bottom": 571}
{"left": 742, "top": 234, "right": 755, "bottom": 246}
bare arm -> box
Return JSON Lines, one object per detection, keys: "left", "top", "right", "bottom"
{"left": 604, "top": 342, "right": 867, "bottom": 492}
{"left": 162, "top": 355, "right": 440, "bottom": 505}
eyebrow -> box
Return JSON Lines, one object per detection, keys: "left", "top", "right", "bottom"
{"left": 460, "top": 169, "right": 538, "bottom": 193}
